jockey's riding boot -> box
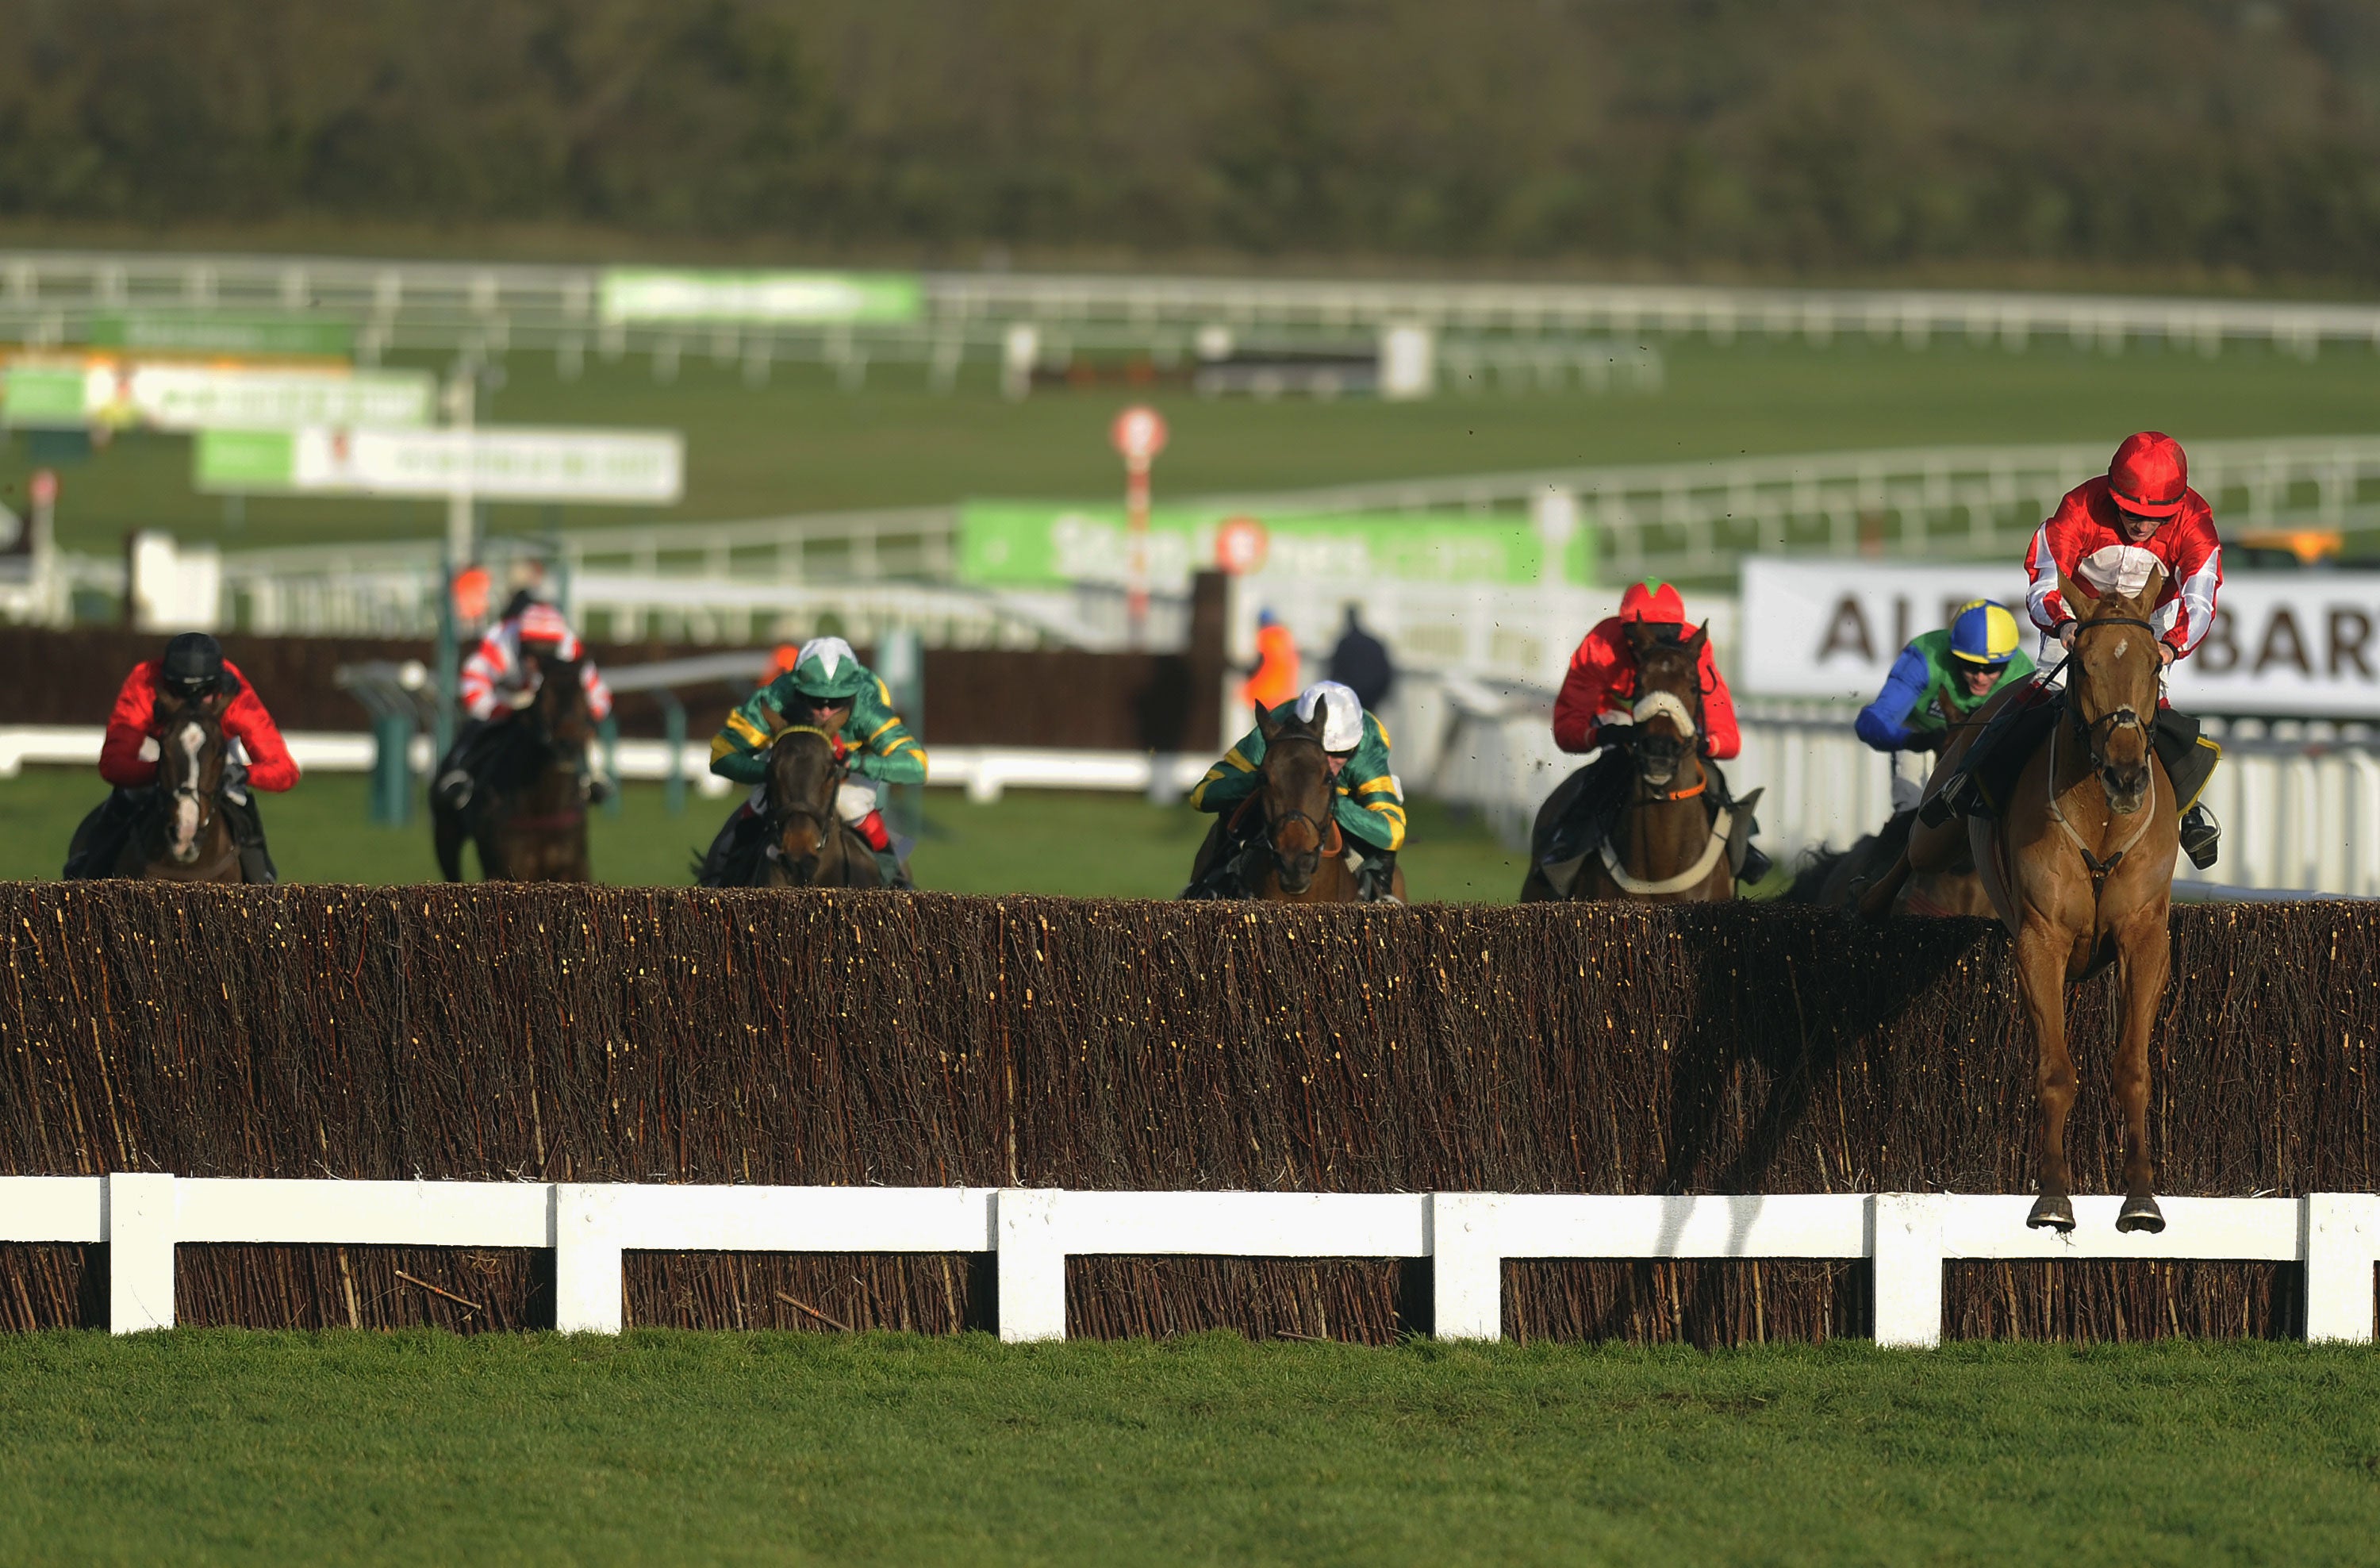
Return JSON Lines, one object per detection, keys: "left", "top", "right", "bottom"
{"left": 873, "top": 847, "right": 912, "bottom": 889}
{"left": 434, "top": 767, "right": 475, "bottom": 812}
{"left": 1737, "top": 844, "right": 1773, "bottom": 885}
{"left": 582, "top": 771, "right": 613, "bottom": 805}
{"left": 2181, "top": 804, "right": 2221, "bottom": 870}
{"left": 1354, "top": 847, "right": 1400, "bottom": 904}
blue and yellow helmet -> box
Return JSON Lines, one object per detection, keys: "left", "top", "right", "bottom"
{"left": 1949, "top": 600, "right": 2021, "bottom": 668}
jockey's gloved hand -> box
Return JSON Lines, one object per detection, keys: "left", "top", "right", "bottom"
{"left": 1905, "top": 730, "right": 1949, "bottom": 755}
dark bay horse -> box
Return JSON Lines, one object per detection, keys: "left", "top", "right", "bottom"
{"left": 1185, "top": 706, "right": 1398, "bottom": 903}
{"left": 433, "top": 652, "right": 593, "bottom": 882}
{"left": 752, "top": 726, "right": 883, "bottom": 889}
{"left": 122, "top": 686, "right": 245, "bottom": 882}
{"left": 1523, "top": 622, "right": 1752, "bottom": 903}
{"left": 1872, "top": 567, "right": 2182, "bottom": 1233}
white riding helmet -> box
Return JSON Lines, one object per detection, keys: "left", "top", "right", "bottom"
{"left": 1295, "top": 681, "right": 1365, "bottom": 753}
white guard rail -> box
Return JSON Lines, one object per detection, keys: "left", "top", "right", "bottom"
{"left": 1417, "top": 686, "right": 2380, "bottom": 897}
{"left": 4, "top": 1175, "right": 2373, "bottom": 1348}
{"left": 10, "top": 248, "right": 2380, "bottom": 361}
{"left": 0, "top": 726, "right": 1209, "bottom": 806}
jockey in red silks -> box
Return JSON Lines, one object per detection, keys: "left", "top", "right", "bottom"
{"left": 68, "top": 631, "right": 298, "bottom": 882}
{"left": 1545, "top": 579, "right": 1763, "bottom": 882}
{"left": 1553, "top": 579, "right": 1741, "bottom": 759}
{"left": 1924, "top": 431, "right": 2225, "bottom": 867}
{"left": 435, "top": 599, "right": 615, "bottom": 810}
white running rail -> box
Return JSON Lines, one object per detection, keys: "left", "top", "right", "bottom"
{"left": 9, "top": 249, "right": 2380, "bottom": 360}
{"left": 4, "top": 1175, "right": 2372, "bottom": 1348}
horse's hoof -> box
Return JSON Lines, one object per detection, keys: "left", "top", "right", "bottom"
{"left": 2116, "top": 1194, "right": 2166, "bottom": 1234}
{"left": 2025, "top": 1194, "right": 2075, "bottom": 1232}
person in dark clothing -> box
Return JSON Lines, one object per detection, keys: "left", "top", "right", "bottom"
{"left": 1326, "top": 605, "right": 1395, "bottom": 713}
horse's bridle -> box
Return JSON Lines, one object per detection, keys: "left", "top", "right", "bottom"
{"left": 1258, "top": 733, "right": 1343, "bottom": 876}
{"left": 1626, "top": 687, "right": 1707, "bottom": 803}
{"left": 764, "top": 724, "right": 846, "bottom": 867}
{"left": 2045, "top": 613, "right": 2165, "bottom": 896}
{"left": 2061, "top": 614, "right": 2163, "bottom": 767}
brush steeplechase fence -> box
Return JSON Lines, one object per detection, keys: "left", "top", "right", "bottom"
{"left": 5, "top": 885, "right": 2378, "bottom": 1343}
{"left": 8, "top": 1177, "right": 2374, "bottom": 1348}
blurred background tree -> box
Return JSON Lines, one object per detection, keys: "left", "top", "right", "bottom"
{"left": 2, "top": 0, "right": 2378, "bottom": 285}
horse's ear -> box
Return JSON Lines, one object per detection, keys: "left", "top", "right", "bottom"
{"left": 2055, "top": 562, "right": 2093, "bottom": 621}
{"left": 1624, "top": 620, "right": 1656, "bottom": 653}
{"left": 2126, "top": 564, "right": 2169, "bottom": 621}
{"left": 202, "top": 686, "right": 232, "bottom": 717}
{"left": 1686, "top": 620, "right": 1710, "bottom": 654}
{"left": 1256, "top": 705, "right": 1282, "bottom": 744}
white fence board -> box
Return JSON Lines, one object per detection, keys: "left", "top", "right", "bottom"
{"left": 5, "top": 1176, "right": 2371, "bottom": 1348}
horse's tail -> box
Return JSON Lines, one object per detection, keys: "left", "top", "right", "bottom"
{"left": 1784, "top": 844, "right": 1850, "bottom": 903}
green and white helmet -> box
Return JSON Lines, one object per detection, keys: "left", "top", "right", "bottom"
{"left": 790, "top": 636, "right": 869, "bottom": 701}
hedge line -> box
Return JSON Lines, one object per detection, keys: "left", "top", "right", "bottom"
{"left": 2, "top": 885, "right": 2371, "bottom": 1342}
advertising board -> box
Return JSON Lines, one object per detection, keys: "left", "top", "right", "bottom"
{"left": 599, "top": 269, "right": 924, "bottom": 325}
{"left": 194, "top": 427, "right": 684, "bottom": 505}
{"left": 1741, "top": 555, "right": 2380, "bottom": 717}
{"left": 2, "top": 359, "right": 433, "bottom": 431}
{"left": 85, "top": 311, "right": 353, "bottom": 358}
{"left": 958, "top": 502, "right": 1591, "bottom": 590}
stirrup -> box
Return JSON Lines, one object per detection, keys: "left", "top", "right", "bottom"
{"left": 434, "top": 768, "right": 474, "bottom": 809}
{"left": 2181, "top": 805, "right": 2221, "bottom": 871}
{"left": 1916, "top": 774, "right": 1966, "bottom": 828}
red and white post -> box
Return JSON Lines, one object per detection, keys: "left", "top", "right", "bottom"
{"left": 1109, "top": 405, "right": 1169, "bottom": 648}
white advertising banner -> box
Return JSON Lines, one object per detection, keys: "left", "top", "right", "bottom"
{"left": 1741, "top": 555, "right": 2380, "bottom": 717}
{"left": 198, "top": 427, "right": 685, "bottom": 505}
{"left": 127, "top": 365, "right": 434, "bottom": 431}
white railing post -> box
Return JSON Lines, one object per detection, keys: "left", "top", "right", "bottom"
{"left": 996, "top": 1189, "right": 1067, "bottom": 1343}
{"left": 551, "top": 1183, "right": 624, "bottom": 1333}
{"left": 2305, "top": 1193, "right": 2380, "bottom": 1344}
{"left": 1426, "top": 1193, "right": 1503, "bottom": 1340}
{"left": 104, "top": 1172, "right": 177, "bottom": 1334}
{"left": 1870, "top": 1193, "right": 1947, "bottom": 1349}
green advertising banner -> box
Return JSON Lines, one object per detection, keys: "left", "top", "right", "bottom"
{"left": 959, "top": 502, "right": 1594, "bottom": 590}
{"left": 194, "top": 429, "right": 298, "bottom": 490}
{"left": 0, "top": 364, "right": 90, "bottom": 429}
{"left": 600, "top": 269, "right": 925, "bottom": 325}
{"left": 86, "top": 311, "right": 355, "bottom": 358}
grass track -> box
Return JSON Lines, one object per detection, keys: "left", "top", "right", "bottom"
{"left": 0, "top": 1332, "right": 2374, "bottom": 1565}
{"left": 0, "top": 768, "right": 1529, "bottom": 900}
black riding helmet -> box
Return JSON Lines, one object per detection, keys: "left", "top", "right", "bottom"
{"left": 159, "top": 632, "right": 227, "bottom": 699}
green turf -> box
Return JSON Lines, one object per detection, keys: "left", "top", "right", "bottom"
{"left": 16, "top": 334, "right": 2380, "bottom": 556}
{"left": 0, "top": 767, "right": 1528, "bottom": 900}
{"left": 0, "top": 1332, "right": 2373, "bottom": 1566}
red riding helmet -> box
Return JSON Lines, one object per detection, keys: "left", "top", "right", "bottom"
{"left": 2108, "top": 432, "right": 2188, "bottom": 519}
{"left": 1618, "top": 580, "right": 1687, "bottom": 624}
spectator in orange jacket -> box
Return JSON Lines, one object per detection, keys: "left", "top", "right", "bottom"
{"left": 1244, "top": 609, "right": 1301, "bottom": 713}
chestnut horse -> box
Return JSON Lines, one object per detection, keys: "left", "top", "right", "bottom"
{"left": 1522, "top": 622, "right": 1752, "bottom": 903}
{"left": 1869, "top": 567, "right": 2182, "bottom": 1233}
{"left": 125, "top": 686, "right": 245, "bottom": 882}
{"left": 1185, "top": 706, "right": 1399, "bottom": 902}
{"left": 433, "top": 651, "right": 593, "bottom": 882}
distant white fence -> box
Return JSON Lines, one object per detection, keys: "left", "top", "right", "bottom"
{"left": 6, "top": 1175, "right": 2372, "bottom": 1348}
{"left": 10, "top": 248, "right": 2380, "bottom": 367}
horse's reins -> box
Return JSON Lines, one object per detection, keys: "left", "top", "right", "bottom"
{"left": 1246, "top": 733, "right": 1345, "bottom": 869}
{"left": 763, "top": 724, "right": 846, "bottom": 863}
{"left": 1599, "top": 687, "right": 1733, "bottom": 895}
{"left": 2041, "top": 614, "right": 2164, "bottom": 897}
